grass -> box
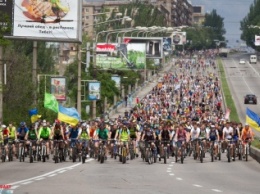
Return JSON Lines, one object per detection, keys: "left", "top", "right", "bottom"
{"left": 217, "top": 58, "right": 240, "bottom": 122}
{"left": 251, "top": 138, "right": 260, "bottom": 149}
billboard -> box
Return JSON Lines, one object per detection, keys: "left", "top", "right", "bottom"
{"left": 171, "top": 32, "right": 186, "bottom": 45}
{"left": 127, "top": 43, "right": 146, "bottom": 69}
{"left": 255, "top": 35, "right": 260, "bottom": 46}
{"left": 0, "top": 0, "right": 13, "bottom": 36}
{"left": 11, "top": 0, "right": 82, "bottom": 42}
{"left": 51, "top": 77, "right": 66, "bottom": 101}
{"left": 111, "top": 75, "right": 121, "bottom": 89}
{"left": 88, "top": 81, "right": 101, "bottom": 101}
{"left": 163, "top": 37, "right": 172, "bottom": 52}
{"left": 96, "top": 43, "right": 117, "bottom": 53}
{"left": 124, "top": 37, "right": 163, "bottom": 59}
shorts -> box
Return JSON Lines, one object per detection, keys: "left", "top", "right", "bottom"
{"left": 79, "top": 139, "right": 89, "bottom": 148}
{"left": 177, "top": 140, "right": 185, "bottom": 148}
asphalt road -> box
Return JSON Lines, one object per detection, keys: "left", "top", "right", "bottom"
{"left": 1, "top": 57, "right": 259, "bottom": 194}
{"left": 1, "top": 152, "right": 259, "bottom": 194}
{"left": 221, "top": 53, "right": 260, "bottom": 138}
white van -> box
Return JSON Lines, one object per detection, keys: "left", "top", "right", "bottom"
{"left": 250, "top": 55, "right": 257, "bottom": 64}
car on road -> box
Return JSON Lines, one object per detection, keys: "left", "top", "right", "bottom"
{"left": 244, "top": 94, "right": 257, "bottom": 104}
{"left": 239, "top": 59, "right": 246, "bottom": 65}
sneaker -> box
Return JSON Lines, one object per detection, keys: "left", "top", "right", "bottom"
{"left": 6, "top": 156, "right": 9, "bottom": 161}
{"left": 157, "top": 154, "right": 160, "bottom": 158}
{"left": 232, "top": 157, "right": 235, "bottom": 161}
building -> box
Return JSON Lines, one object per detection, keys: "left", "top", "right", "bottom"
{"left": 192, "top": 5, "right": 205, "bottom": 25}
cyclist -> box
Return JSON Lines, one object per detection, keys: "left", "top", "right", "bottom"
{"left": 109, "top": 122, "right": 119, "bottom": 158}
{"left": 17, "top": 122, "right": 29, "bottom": 156}
{"left": 52, "top": 120, "right": 65, "bottom": 160}
{"left": 7, "top": 122, "right": 17, "bottom": 159}
{"left": 67, "top": 123, "right": 81, "bottom": 160}
{"left": 0, "top": 125, "right": 4, "bottom": 159}
{"left": 207, "top": 124, "right": 220, "bottom": 159}
{"left": 118, "top": 122, "right": 130, "bottom": 159}
{"left": 94, "top": 123, "right": 109, "bottom": 159}
{"left": 37, "top": 120, "right": 52, "bottom": 159}
{"left": 129, "top": 121, "right": 139, "bottom": 157}
{"left": 222, "top": 121, "right": 235, "bottom": 160}
{"left": 175, "top": 124, "right": 187, "bottom": 157}
{"left": 241, "top": 123, "right": 254, "bottom": 157}
{"left": 79, "top": 123, "right": 90, "bottom": 158}
{"left": 25, "top": 124, "right": 38, "bottom": 159}
{"left": 142, "top": 124, "right": 156, "bottom": 158}
{"left": 159, "top": 123, "right": 171, "bottom": 158}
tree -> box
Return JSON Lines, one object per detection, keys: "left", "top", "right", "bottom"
{"left": 240, "top": 0, "right": 260, "bottom": 51}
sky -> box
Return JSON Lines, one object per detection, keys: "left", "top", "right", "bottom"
{"left": 85, "top": 0, "right": 255, "bottom": 47}
{"left": 191, "top": 0, "right": 255, "bottom": 47}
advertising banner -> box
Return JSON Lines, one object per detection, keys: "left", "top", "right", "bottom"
{"left": 96, "top": 43, "right": 117, "bottom": 52}
{"left": 111, "top": 75, "right": 121, "bottom": 89}
{"left": 124, "top": 37, "right": 163, "bottom": 59}
{"left": 12, "top": 0, "right": 82, "bottom": 42}
{"left": 255, "top": 35, "right": 260, "bottom": 46}
{"left": 51, "top": 77, "right": 66, "bottom": 101}
{"left": 127, "top": 43, "right": 146, "bottom": 69}
{"left": 96, "top": 55, "right": 125, "bottom": 69}
{"left": 0, "top": 0, "right": 13, "bottom": 36}
{"left": 171, "top": 32, "right": 186, "bottom": 45}
{"left": 88, "top": 81, "right": 101, "bottom": 101}
{"left": 163, "top": 37, "right": 172, "bottom": 51}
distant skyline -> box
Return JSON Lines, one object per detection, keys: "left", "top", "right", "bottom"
{"left": 85, "top": 0, "right": 255, "bottom": 47}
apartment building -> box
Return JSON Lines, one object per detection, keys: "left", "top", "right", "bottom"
{"left": 192, "top": 5, "right": 205, "bottom": 25}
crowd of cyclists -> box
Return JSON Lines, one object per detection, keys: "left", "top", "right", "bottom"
{"left": 0, "top": 50, "right": 255, "bottom": 164}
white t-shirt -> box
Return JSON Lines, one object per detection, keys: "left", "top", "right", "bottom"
{"left": 190, "top": 127, "right": 200, "bottom": 140}
{"left": 223, "top": 126, "right": 233, "bottom": 139}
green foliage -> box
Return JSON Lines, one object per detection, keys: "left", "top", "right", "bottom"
{"left": 240, "top": 0, "right": 260, "bottom": 51}
{"left": 217, "top": 58, "right": 240, "bottom": 122}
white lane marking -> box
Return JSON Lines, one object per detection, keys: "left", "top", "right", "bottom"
{"left": 22, "top": 181, "right": 33, "bottom": 185}
{"left": 169, "top": 173, "right": 174, "bottom": 176}
{"left": 11, "top": 185, "right": 19, "bottom": 189}
{"left": 58, "top": 170, "right": 67, "bottom": 173}
{"left": 48, "top": 174, "right": 57, "bottom": 177}
{"left": 8, "top": 159, "right": 93, "bottom": 185}
{"left": 171, "top": 162, "right": 175, "bottom": 164}
{"left": 166, "top": 170, "right": 171, "bottom": 172}
{"left": 212, "top": 189, "right": 222, "bottom": 193}
{"left": 176, "top": 177, "right": 183, "bottom": 181}
{"left": 169, "top": 165, "right": 173, "bottom": 167}
{"left": 167, "top": 168, "right": 171, "bottom": 170}
{"left": 193, "top": 184, "right": 202, "bottom": 188}
{"left": 35, "top": 178, "right": 45, "bottom": 181}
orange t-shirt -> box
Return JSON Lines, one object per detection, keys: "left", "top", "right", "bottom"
{"left": 241, "top": 128, "right": 254, "bottom": 141}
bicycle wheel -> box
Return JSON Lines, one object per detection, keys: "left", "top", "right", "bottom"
{"left": 245, "top": 145, "right": 248, "bottom": 162}
{"left": 238, "top": 144, "right": 242, "bottom": 160}
{"left": 200, "top": 149, "right": 203, "bottom": 163}
{"left": 181, "top": 148, "right": 184, "bottom": 164}
{"left": 211, "top": 145, "right": 214, "bottom": 162}
{"left": 72, "top": 147, "right": 76, "bottom": 163}
{"left": 227, "top": 146, "right": 231, "bottom": 163}
{"left": 122, "top": 147, "right": 127, "bottom": 164}
{"left": 175, "top": 147, "right": 178, "bottom": 162}
{"left": 19, "top": 147, "right": 23, "bottom": 162}
{"left": 163, "top": 147, "right": 167, "bottom": 164}
{"left": 148, "top": 150, "right": 153, "bottom": 165}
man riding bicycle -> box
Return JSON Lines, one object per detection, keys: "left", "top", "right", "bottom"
{"left": 37, "top": 120, "right": 51, "bottom": 159}
{"left": 241, "top": 123, "right": 254, "bottom": 157}
{"left": 94, "top": 123, "right": 109, "bottom": 159}
{"left": 119, "top": 122, "right": 130, "bottom": 159}
{"left": 208, "top": 124, "right": 220, "bottom": 159}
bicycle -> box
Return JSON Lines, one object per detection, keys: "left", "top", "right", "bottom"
{"left": 1, "top": 142, "right": 6, "bottom": 162}
{"left": 88, "top": 139, "right": 95, "bottom": 159}
{"left": 70, "top": 138, "right": 81, "bottom": 163}
{"left": 144, "top": 140, "right": 157, "bottom": 165}
{"left": 226, "top": 139, "right": 235, "bottom": 163}
{"left": 244, "top": 138, "right": 251, "bottom": 162}
{"left": 175, "top": 140, "right": 185, "bottom": 164}
{"left": 28, "top": 140, "right": 37, "bottom": 163}
{"left": 159, "top": 140, "right": 170, "bottom": 164}
{"left": 40, "top": 140, "right": 48, "bottom": 162}
{"left": 217, "top": 141, "right": 222, "bottom": 160}
{"left": 129, "top": 140, "right": 135, "bottom": 160}
{"left": 53, "top": 140, "right": 64, "bottom": 163}
{"left": 237, "top": 140, "right": 243, "bottom": 161}
{"left": 80, "top": 139, "right": 89, "bottom": 164}
{"left": 198, "top": 138, "right": 206, "bottom": 163}
{"left": 97, "top": 140, "right": 106, "bottom": 164}
{"left": 18, "top": 140, "right": 26, "bottom": 162}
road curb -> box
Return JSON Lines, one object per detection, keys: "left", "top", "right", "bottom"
{"left": 250, "top": 146, "right": 260, "bottom": 163}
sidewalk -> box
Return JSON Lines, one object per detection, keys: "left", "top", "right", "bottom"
{"left": 108, "top": 61, "right": 174, "bottom": 119}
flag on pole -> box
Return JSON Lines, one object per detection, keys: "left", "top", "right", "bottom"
{"left": 58, "top": 104, "right": 80, "bottom": 126}
{"left": 29, "top": 108, "right": 41, "bottom": 123}
{"left": 246, "top": 108, "right": 260, "bottom": 132}
{"left": 224, "top": 108, "right": 231, "bottom": 120}
{"left": 44, "top": 93, "right": 59, "bottom": 113}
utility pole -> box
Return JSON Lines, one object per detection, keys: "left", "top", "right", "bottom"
{"left": 32, "top": 41, "right": 37, "bottom": 105}
{"left": 92, "top": 42, "right": 97, "bottom": 119}
{"left": 77, "top": 44, "right": 82, "bottom": 116}
{"left": 0, "top": 46, "right": 3, "bottom": 122}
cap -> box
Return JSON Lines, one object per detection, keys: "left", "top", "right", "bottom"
{"left": 245, "top": 123, "right": 249, "bottom": 126}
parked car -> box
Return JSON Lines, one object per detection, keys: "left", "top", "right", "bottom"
{"left": 239, "top": 59, "right": 246, "bottom": 65}
{"left": 244, "top": 94, "right": 257, "bottom": 104}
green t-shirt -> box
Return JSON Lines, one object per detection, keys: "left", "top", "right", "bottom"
{"left": 96, "top": 128, "right": 109, "bottom": 140}
{"left": 119, "top": 129, "right": 130, "bottom": 141}
{"left": 80, "top": 130, "right": 90, "bottom": 140}
{"left": 38, "top": 127, "right": 51, "bottom": 139}
{"left": 28, "top": 130, "right": 37, "bottom": 140}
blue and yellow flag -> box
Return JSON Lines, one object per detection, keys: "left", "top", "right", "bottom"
{"left": 29, "top": 108, "right": 41, "bottom": 123}
{"left": 246, "top": 108, "right": 260, "bottom": 132}
{"left": 58, "top": 105, "right": 80, "bottom": 126}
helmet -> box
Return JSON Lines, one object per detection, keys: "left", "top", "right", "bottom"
{"left": 245, "top": 123, "right": 249, "bottom": 126}
{"left": 2, "top": 125, "right": 6, "bottom": 128}
{"left": 20, "top": 122, "right": 26, "bottom": 127}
